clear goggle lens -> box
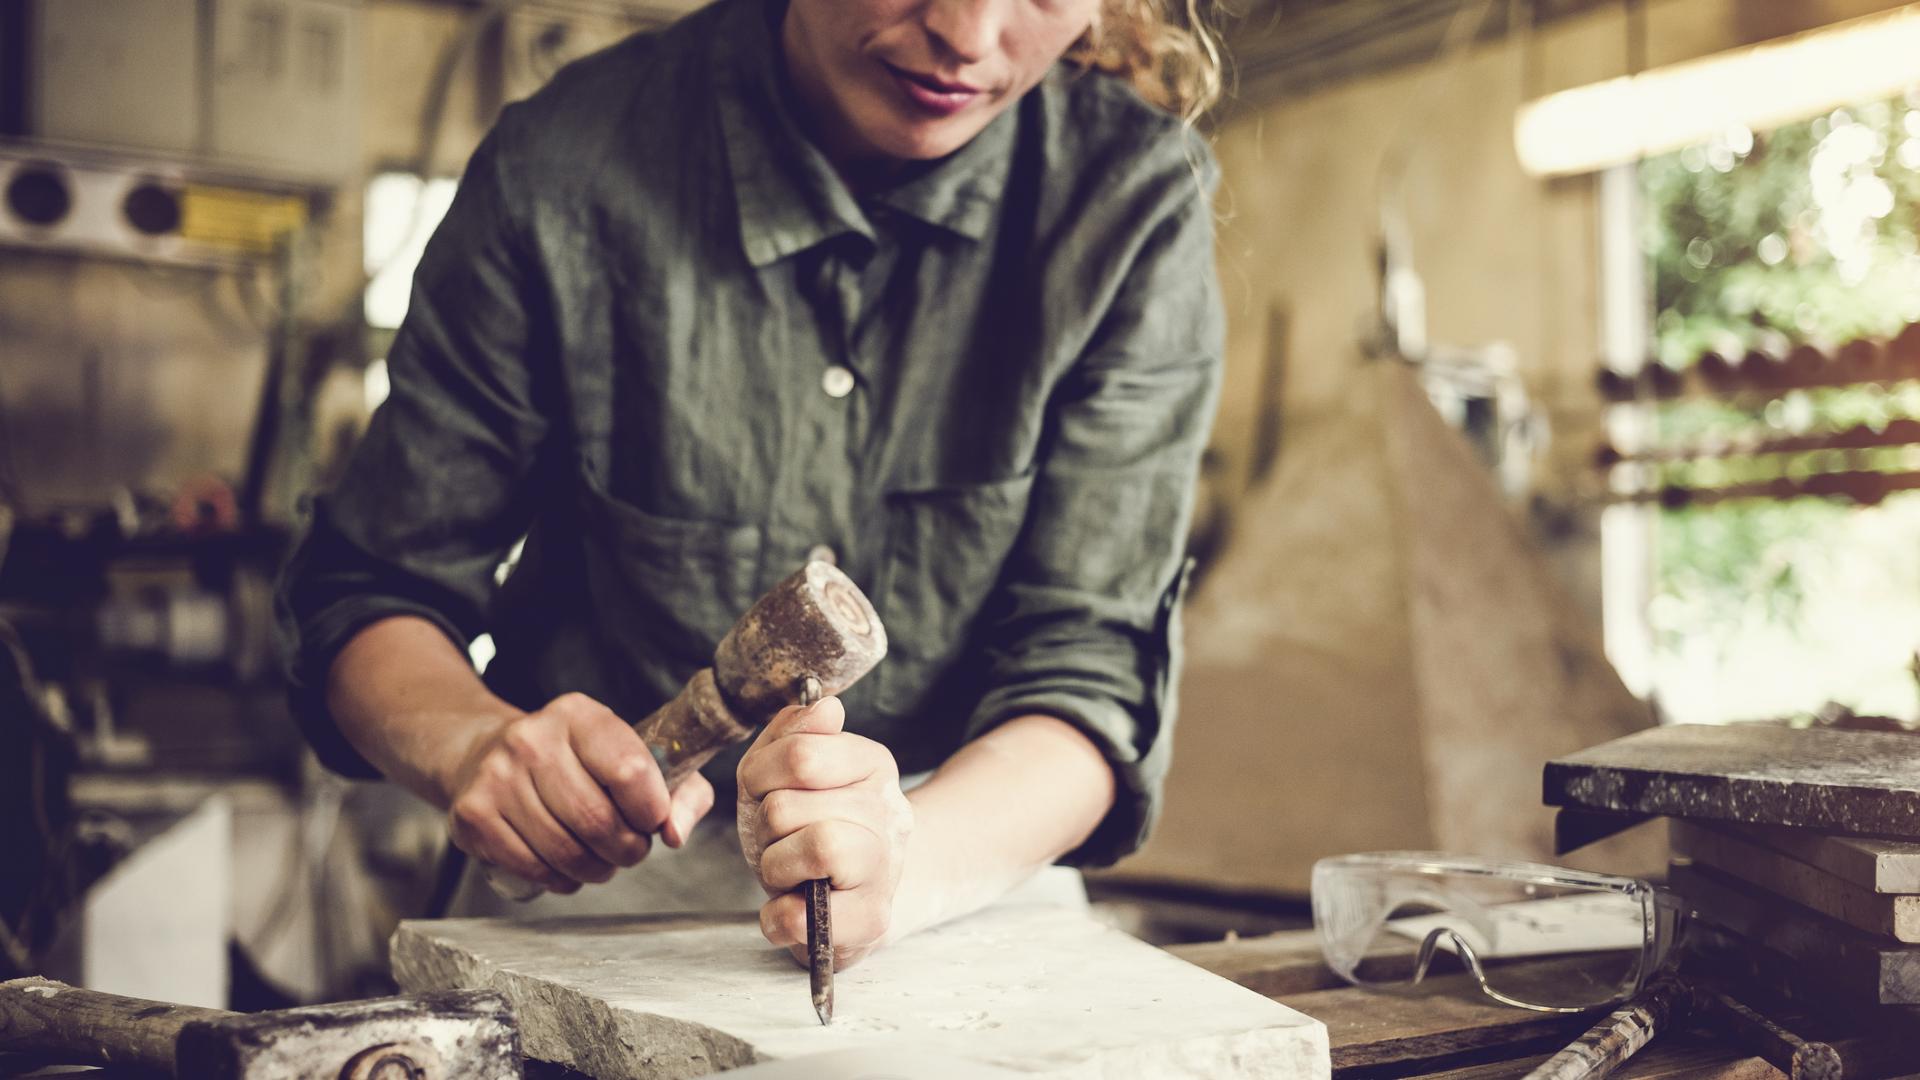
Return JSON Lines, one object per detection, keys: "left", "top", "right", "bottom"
{"left": 1312, "top": 853, "right": 1673, "bottom": 1013}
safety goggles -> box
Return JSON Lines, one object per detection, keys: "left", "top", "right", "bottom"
{"left": 1311, "top": 852, "right": 1685, "bottom": 1013}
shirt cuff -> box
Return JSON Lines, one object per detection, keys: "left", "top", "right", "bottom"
{"left": 962, "top": 560, "right": 1193, "bottom": 869}
{"left": 965, "top": 688, "right": 1161, "bottom": 869}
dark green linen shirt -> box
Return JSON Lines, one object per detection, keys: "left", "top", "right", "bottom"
{"left": 278, "top": 0, "right": 1223, "bottom": 866}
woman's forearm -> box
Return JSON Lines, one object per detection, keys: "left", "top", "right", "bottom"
{"left": 889, "top": 714, "right": 1117, "bottom": 939}
{"left": 325, "top": 615, "right": 521, "bottom": 807}
{"left": 327, "top": 616, "right": 708, "bottom": 890}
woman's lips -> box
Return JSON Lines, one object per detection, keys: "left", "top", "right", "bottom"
{"left": 884, "top": 63, "right": 984, "bottom": 117}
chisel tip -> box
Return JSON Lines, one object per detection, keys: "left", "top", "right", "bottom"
{"left": 807, "top": 877, "right": 833, "bottom": 1025}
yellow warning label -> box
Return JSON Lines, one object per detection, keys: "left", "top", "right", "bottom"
{"left": 179, "top": 185, "right": 308, "bottom": 254}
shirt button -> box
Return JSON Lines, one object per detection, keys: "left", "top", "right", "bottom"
{"left": 806, "top": 544, "right": 837, "bottom": 566}
{"left": 821, "top": 365, "right": 856, "bottom": 399}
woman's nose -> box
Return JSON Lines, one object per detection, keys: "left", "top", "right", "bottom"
{"left": 921, "top": 0, "right": 1009, "bottom": 66}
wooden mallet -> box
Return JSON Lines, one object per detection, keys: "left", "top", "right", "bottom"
{"left": 481, "top": 559, "right": 888, "bottom": 895}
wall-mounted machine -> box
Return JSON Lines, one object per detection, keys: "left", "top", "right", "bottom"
{"left": 0, "top": 145, "right": 312, "bottom": 267}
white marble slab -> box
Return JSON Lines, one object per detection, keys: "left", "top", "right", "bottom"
{"left": 393, "top": 904, "right": 1329, "bottom": 1079}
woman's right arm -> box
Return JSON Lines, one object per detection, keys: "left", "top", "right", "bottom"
{"left": 280, "top": 115, "right": 709, "bottom": 893}
{"left": 326, "top": 615, "right": 711, "bottom": 893}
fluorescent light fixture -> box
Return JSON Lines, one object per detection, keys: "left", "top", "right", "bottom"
{"left": 1516, "top": 5, "right": 1920, "bottom": 177}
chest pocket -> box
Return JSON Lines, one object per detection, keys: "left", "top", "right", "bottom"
{"left": 575, "top": 478, "right": 764, "bottom": 706}
{"left": 871, "top": 471, "right": 1036, "bottom": 744}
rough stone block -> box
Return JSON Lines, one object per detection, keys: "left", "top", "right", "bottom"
{"left": 392, "top": 905, "right": 1330, "bottom": 1079}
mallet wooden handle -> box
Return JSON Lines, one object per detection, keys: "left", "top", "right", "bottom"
{"left": 0, "top": 977, "right": 223, "bottom": 1071}
{"left": 631, "top": 667, "right": 758, "bottom": 788}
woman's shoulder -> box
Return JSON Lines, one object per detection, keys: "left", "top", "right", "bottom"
{"left": 1029, "top": 67, "right": 1217, "bottom": 196}
{"left": 1015, "top": 67, "right": 1218, "bottom": 229}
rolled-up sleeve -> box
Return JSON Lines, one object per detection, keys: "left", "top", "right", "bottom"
{"left": 964, "top": 168, "right": 1225, "bottom": 868}
{"left": 275, "top": 118, "right": 551, "bottom": 777}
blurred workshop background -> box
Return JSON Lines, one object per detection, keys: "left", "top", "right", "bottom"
{"left": 3, "top": 0, "right": 1920, "bottom": 1013}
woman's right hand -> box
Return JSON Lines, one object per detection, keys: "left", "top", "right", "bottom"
{"left": 440, "top": 691, "right": 715, "bottom": 892}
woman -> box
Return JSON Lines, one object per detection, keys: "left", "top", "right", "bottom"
{"left": 280, "top": 0, "right": 1225, "bottom": 968}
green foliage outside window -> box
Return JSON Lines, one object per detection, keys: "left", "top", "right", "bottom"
{"left": 1639, "top": 90, "right": 1920, "bottom": 722}
{"left": 1646, "top": 93, "right": 1920, "bottom": 368}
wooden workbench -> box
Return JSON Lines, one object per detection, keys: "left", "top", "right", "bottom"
{"left": 1169, "top": 929, "right": 1920, "bottom": 1080}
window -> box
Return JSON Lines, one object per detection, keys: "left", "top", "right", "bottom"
{"left": 1628, "top": 92, "right": 1920, "bottom": 725}
{"left": 362, "top": 171, "right": 458, "bottom": 332}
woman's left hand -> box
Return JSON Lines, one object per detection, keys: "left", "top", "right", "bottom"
{"left": 736, "top": 696, "right": 914, "bottom": 969}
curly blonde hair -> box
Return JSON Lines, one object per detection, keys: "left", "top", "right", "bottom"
{"left": 1065, "top": 0, "right": 1223, "bottom": 124}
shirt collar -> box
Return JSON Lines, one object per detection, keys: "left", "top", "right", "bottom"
{"left": 711, "top": 0, "right": 1013, "bottom": 267}
{"left": 865, "top": 104, "right": 1015, "bottom": 242}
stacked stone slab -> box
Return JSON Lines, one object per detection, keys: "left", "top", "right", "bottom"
{"left": 1545, "top": 723, "right": 1920, "bottom": 1009}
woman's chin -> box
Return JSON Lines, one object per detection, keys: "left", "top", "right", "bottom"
{"left": 846, "top": 95, "right": 997, "bottom": 163}
{"left": 869, "top": 122, "right": 980, "bottom": 163}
